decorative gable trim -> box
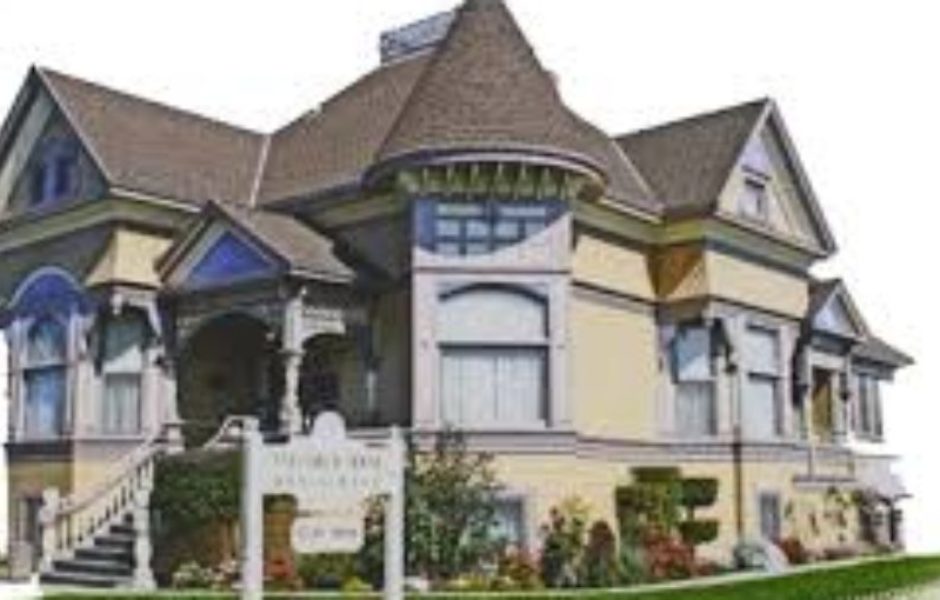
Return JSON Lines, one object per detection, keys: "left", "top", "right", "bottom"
{"left": 809, "top": 280, "right": 869, "bottom": 340}
{"left": 718, "top": 102, "right": 837, "bottom": 256}
{"left": 184, "top": 228, "right": 277, "bottom": 289}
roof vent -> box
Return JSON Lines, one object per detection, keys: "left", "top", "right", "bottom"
{"left": 380, "top": 10, "right": 455, "bottom": 64}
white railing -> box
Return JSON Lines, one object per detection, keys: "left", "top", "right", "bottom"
{"left": 39, "top": 432, "right": 166, "bottom": 588}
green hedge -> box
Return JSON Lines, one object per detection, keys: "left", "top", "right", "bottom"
{"left": 42, "top": 556, "right": 940, "bottom": 600}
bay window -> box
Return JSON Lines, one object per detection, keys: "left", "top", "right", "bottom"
{"left": 23, "top": 317, "right": 68, "bottom": 437}
{"left": 742, "top": 326, "right": 782, "bottom": 439}
{"left": 437, "top": 287, "right": 548, "bottom": 427}
{"left": 672, "top": 325, "right": 716, "bottom": 436}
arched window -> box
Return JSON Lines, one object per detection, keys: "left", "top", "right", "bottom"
{"left": 101, "top": 314, "right": 147, "bottom": 434}
{"left": 23, "top": 317, "right": 68, "bottom": 437}
{"left": 437, "top": 287, "right": 548, "bottom": 427}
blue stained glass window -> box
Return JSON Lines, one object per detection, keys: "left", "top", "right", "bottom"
{"left": 415, "top": 198, "right": 564, "bottom": 256}
{"left": 187, "top": 231, "right": 275, "bottom": 287}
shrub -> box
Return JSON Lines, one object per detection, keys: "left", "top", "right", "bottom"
{"left": 296, "top": 553, "right": 357, "bottom": 589}
{"left": 775, "top": 536, "right": 810, "bottom": 565}
{"left": 643, "top": 531, "right": 695, "bottom": 581}
{"left": 678, "top": 519, "right": 719, "bottom": 547}
{"left": 171, "top": 561, "right": 214, "bottom": 589}
{"left": 581, "top": 520, "right": 619, "bottom": 587}
{"left": 498, "top": 548, "right": 543, "bottom": 590}
{"left": 680, "top": 478, "right": 719, "bottom": 515}
{"left": 632, "top": 466, "right": 682, "bottom": 484}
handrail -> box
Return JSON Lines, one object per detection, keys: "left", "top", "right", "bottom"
{"left": 39, "top": 430, "right": 167, "bottom": 588}
{"left": 56, "top": 430, "right": 165, "bottom": 518}
{"left": 202, "top": 414, "right": 250, "bottom": 450}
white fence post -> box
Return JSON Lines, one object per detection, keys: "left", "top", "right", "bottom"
{"left": 133, "top": 470, "right": 156, "bottom": 590}
{"left": 241, "top": 418, "right": 263, "bottom": 600}
{"left": 384, "top": 426, "right": 405, "bottom": 600}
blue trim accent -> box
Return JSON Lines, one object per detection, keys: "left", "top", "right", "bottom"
{"left": 7, "top": 271, "right": 90, "bottom": 321}
{"left": 186, "top": 231, "right": 276, "bottom": 287}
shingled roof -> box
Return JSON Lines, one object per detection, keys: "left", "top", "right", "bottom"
{"left": 159, "top": 200, "right": 355, "bottom": 284}
{"left": 259, "top": 0, "right": 655, "bottom": 211}
{"left": 854, "top": 336, "right": 914, "bottom": 369}
{"left": 616, "top": 99, "right": 769, "bottom": 216}
{"left": 37, "top": 68, "right": 266, "bottom": 206}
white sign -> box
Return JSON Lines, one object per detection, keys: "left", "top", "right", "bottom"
{"left": 240, "top": 413, "right": 405, "bottom": 600}
{"left": 260, "top": 441, "right": 391, "bottom": 504}
{"left": 291, "top": 515, "right": 364, "bottom": 554}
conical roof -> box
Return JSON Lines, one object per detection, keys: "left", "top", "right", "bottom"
{"left": 374, "top": 0, "right": 653, "bottom": 207}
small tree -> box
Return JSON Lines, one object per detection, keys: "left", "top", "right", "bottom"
{"left": 581, "top": 520, "right": 619, "bottom": 587}
{"left": 678, "top": 477, "right": 719, "bottom": 555}
{"left": 405, "top": 429, "right": 500, "bottom": 582}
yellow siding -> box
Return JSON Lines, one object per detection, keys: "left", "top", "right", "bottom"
{"left": 570, "top": 294, "right": 658, "bottom": 439}
{"left": 86, "top": 228, "right": 172, "bottom": 287}
{"left": 572, "top": 232, "right": 655, "bottom": 301}
{"left": 704, "top": 250, "right": 808, "bottom": 317}
{"left": 494, "top": 454, "right": 864, "bottom": 562}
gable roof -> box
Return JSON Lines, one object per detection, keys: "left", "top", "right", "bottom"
{"left": 807, "top": 278, "right": 869, "bottom": 339}
{"left": 617, "top": 98, "right": 837, "bottom": 252}
{"left": 617, "top": 99, "right": 768, "bottom": 216}
{"left": 159, "top": 201, "right": 354, "bottom": 285}
{"left": 35, "top": 67, "right": 266, "bottom": 206}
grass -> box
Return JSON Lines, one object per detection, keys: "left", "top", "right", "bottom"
{"left": 42, "top": 555, "right": 940, "bottom": 600}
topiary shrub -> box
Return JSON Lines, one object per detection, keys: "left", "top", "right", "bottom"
{"left": 678, "top": 519, "right": 719, "bottom": 547}
{"left": 539, "top": 498, "right": 589, "bottom": 588}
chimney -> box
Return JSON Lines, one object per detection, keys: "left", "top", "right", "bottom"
{"left": 379, "top": 10, "right": 456, "bottom": 64}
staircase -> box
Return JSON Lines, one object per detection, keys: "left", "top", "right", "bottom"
{"left": 41, "top": 514, "right": 136, "bottom": 588}
{"left": 37, "top": 435, "right": 166, "bottom": 589}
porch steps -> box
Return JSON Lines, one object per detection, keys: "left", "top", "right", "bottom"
{"left": 40, "top": 515, "right": 136, "bottom": 588}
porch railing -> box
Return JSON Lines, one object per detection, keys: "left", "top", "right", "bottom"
{"left": 39, "top": 431, "right": 168, "bottom": 588}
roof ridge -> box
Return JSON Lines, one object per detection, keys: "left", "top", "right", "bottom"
{"left": 248, "top": 134, "right": 272, "bottom": 208}
{"left": 617, "top": 97, "right": 771, "bottom": 142}
{"left": 36, "top": 65, "right": 264, "bottom": 137}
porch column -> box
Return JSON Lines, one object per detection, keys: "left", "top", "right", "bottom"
{"left": 158, "top": 350, "right": 183, "bottom": 452}
{"left": 280, "top": 289, "right": 304, "bottom": 434}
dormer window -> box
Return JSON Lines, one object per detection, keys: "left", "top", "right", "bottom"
{"left": 31, "top": 138, "right": 78, "bottom": 207}
{"left": 739, "top": 176, "right": 769, "bottom": 223}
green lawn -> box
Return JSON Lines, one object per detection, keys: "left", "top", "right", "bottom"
{"left": 43, "top": 555, "right": 940, "bottom": 600}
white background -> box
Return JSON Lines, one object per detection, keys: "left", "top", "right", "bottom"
{"left": 0, "top": 0, "right": 936, "bottom": 554}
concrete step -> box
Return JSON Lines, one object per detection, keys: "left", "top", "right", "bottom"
{"left": 74, "top": 546, "right": 133, "bottom": 565}
{"left": 53, "top": 557, "right": 134, "bottom": 578}
{"left": 40, "top": 569, "right": 129, "bottom": 588}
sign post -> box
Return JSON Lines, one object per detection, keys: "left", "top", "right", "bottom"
{"left": 239, "top": 413, "right": 404, "bottom": 600}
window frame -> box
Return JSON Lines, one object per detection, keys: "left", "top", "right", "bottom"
{"left": 671, "top": 324, "right": 718, "bottom": 437}
{"left": 738, "top": 175, "right": 770, "bottom": 224}
{"left": 741, "top": 325, "right": 783, "bottom": 439}
{"left": 436, "top": 286, "right": 550, "bottom": 429}
{"left": 421, "top": 199, "right": 562, "bottom": 256}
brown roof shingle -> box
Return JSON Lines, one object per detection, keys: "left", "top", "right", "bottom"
{"left": 257, "top": 53, "right": 432, "bottom": 204}
{"left": 374, "top": 0, "right": 654, "bottom": 210}
{"left": 617, "top": 99, "right": 768, "bottom": 216}
{"left": 38, "top": 67, "right": 265, "bottom": 206}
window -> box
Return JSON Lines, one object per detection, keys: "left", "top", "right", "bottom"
{"left": 23, "top": 318, "right": 67, "bottom": 437}
{"left": 672, "top": 325, "right": 716, "bottom": 436}
{"left": 419, "top": 200, "right": 562, "bottom": 256}
{"left": 856, "top": 374, "right": 883, "bottom": 440}
{"left": 738, "top": 178, "right": 768, "bottom": 223}
{"left": 758, "top": 492, "right": 782, "bottom": 540}
{"left": 742, "top": 326, "right": 782, "bottom": 439}
{"left": 31, "top": 139, "right": 78, "bottom": 206}
{"left": 490, "top": 497, "right": 526, "bottom": 549}
{"left": 437, "top": 288, "right": 548, "bottom": 427}
{"left": 101, "top": 315, "right": 146, "bottom": 434}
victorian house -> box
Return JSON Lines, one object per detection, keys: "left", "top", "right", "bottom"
{"left": 0, "top": 0, "right": 911, "bottom": 586}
